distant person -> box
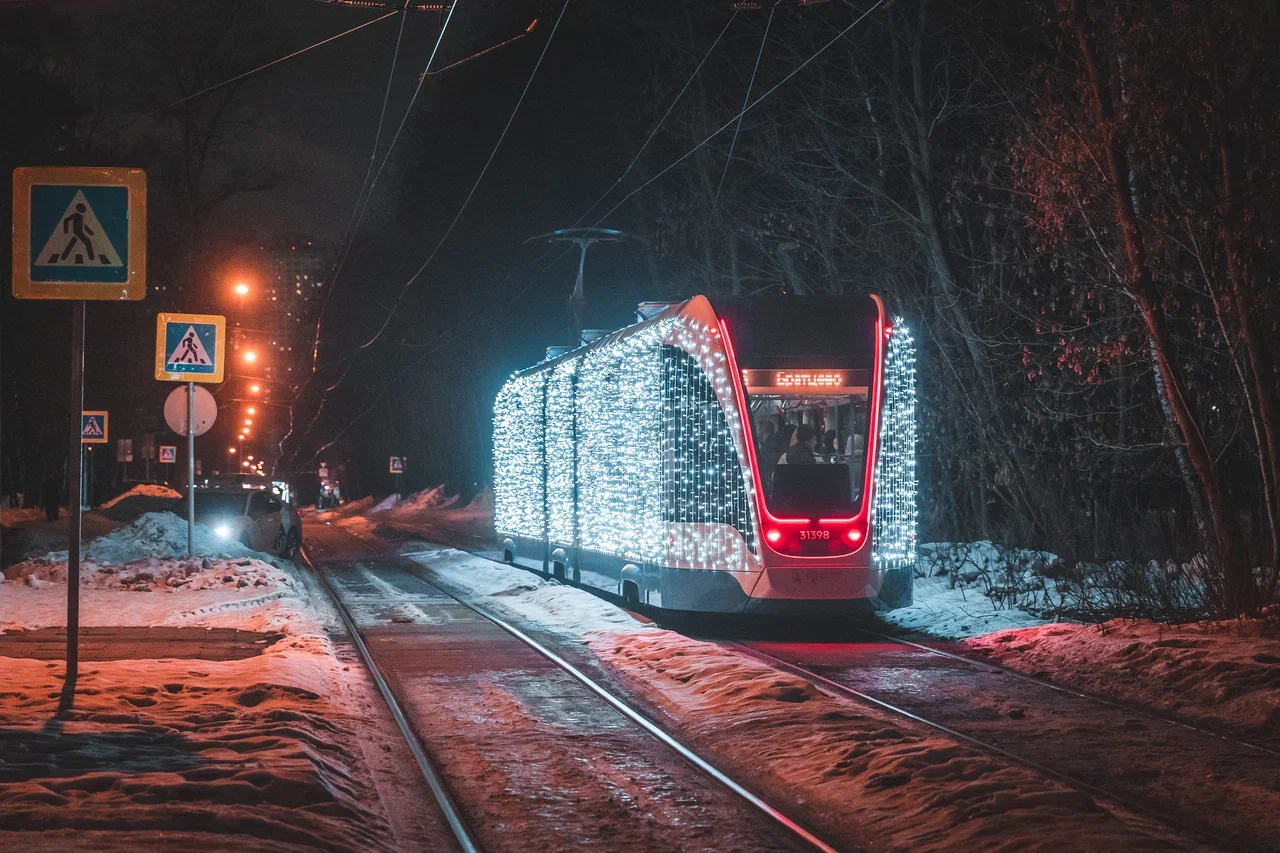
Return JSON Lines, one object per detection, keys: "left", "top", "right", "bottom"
{"left": 824, "top": 429, "right": 838, "bottom": 458}
{"left": 786, "top": 424, "right": 818, "bottom": 465}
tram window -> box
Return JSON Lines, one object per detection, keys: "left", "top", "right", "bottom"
{"left": 748, "top": 392, "right": 870, "bottom": 517}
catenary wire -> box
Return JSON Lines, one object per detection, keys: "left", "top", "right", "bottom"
{"left": 589, "top": 0, "right": 888, "bottom": 229}
{"left": 714, "top": 5, "right": 774, "bottom": 206}
{"left": 79, "top": 11, "right": 399, "bottom": 146}
{"left": 354, "top": 0, "right": 572, "bottom": 351}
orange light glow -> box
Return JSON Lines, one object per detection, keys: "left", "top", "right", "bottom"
{"left": 250, "top": 384, "right": 261, "bottom": 393}
{"left": 243, "top": 351, "right": 257, "bottom": 363}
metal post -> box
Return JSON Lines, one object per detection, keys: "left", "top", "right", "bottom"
{"left": 187, "top": 381, "right": 195, "bottom": 557}
{"left": 67, "top": 300, "right": 85, "bottom": 686}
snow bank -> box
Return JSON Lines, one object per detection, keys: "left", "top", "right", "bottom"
{"left": 99, "top": 483, "right": 181, "bottom": 509}
{"left": 883, "top": 575, "right": 1049, "bottom": 638}
{"left": 371, "top": 494, "right": 399, "bottom": 513}
{"left": 0, "top": 513, "right": 404, "bottom": 850}
{"left": 966, "top": 619, "right": 1280, "bottom": 742}
{"left": 1, "top": 512, "right": 296, "bottom": 635}
{"left": 38, "top": 511, "right": 257, "bottom": 566}
{"left": 0, "top": 506, "right": 62, "bottom": 527}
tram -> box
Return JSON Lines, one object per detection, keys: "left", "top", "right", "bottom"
{"left": 492, "top": 294, "right": 916, "bottom": 614}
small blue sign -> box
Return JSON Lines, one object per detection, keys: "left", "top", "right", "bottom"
{"left": 81, "top": 413, "right": 107, "bottom": 441}
{"left": 159, "top": 446, "right": 177, "bottom": 464}
{"left": 390, "top": 456, "right": 405, "bottom": 474}
{"left": 29, "top": 185, "right": 130, "bottom": 283}
{"left": 163, "top": 321, "right": 218, "bottom": 375}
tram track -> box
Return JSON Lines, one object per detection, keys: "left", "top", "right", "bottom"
{"left": 300, "top": 522, "right": 844, "bottom": 853}
{"left": 730, "top": 638, "right": 1278, "bottom": 853}
{"left": 852, "top": 626, "right": 1280, "bottom": 757}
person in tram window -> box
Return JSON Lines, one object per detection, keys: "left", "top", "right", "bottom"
{"left": 758, "top": 420, "right": 783, "bottom": 494}
{"left": 823, "top": 429, "right": 838, "bottom": 460}
{"left": 786, "top": 424, "right": 818, "bottom": 465}
{"left": 775, "top": 423, "right": 798, "bottom": 467}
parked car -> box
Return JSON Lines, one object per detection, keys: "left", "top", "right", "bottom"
{"left": 191, "top": 486, "right": 302, "bottom": 556}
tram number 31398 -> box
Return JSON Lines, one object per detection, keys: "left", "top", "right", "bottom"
{"left": 799, "top": 529, "right": 830, "bottom": 540}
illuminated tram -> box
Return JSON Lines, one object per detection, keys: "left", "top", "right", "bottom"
{"left": 492, "top": 295, "right": 917, "bottom": 614}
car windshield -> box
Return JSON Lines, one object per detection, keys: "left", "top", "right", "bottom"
{"left": 748, "top": 386, "right": 871, "bottom": 518}
{"left": 188, "top": 491, "right": 248, "bottom": 521}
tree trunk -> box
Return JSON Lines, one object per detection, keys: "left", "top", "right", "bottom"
{"left": 1071, "top": 0, "right": 1254, "bottom": 612}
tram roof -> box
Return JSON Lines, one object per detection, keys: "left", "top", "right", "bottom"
{"left": 513, "top": 294, "right": 881, "bottom": 378}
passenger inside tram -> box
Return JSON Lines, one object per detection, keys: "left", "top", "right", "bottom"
{"left": 749, "top": 391, "right": 870, "bottom": 517}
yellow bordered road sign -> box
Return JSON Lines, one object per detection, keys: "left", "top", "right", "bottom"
{"left": 12, "top": 167, "right": 146, "bottom": 300}
{"left": 155, "top": 312, "right": 226, "bottom": 383}
{"left": 81, "top": 411, "right": 108, "bottom": 444}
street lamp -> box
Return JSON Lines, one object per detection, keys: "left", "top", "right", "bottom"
{"left": 249, "top": 384, "right": 261, "bottom": 394}
{"left": 244, "top": 419, "right": 252, "bottom": 426}
{"left": 228, "top": 445, "right": 236, "bottom": 472}
{"left": 247, "top": 407, "right": 256, "bottom": 415}
{"left": 243, "top": 350, "right": 257, "bottom": 363}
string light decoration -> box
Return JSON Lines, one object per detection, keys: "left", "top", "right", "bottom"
{"left": 493, "top": 372, "right": 546, "bottom": 538}
{"left": 871, "top": 319, "right": 918, "bottom": 573}
{"left": 493, "top": 304, "right": 759, "bottom": 571}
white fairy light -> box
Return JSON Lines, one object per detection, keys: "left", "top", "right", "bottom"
{"left": 871, "top": 319, "right": 918, "bottom": 573}
{"left": 493, "top": 311, "right": 756, "bottom": 571}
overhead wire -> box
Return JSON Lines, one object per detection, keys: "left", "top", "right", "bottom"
{"left": 354, "top": 0, "right": 572, "bottom": 350}
{"left": 78, "top": 11, "right": 399, "bottom": 146}
{"left": 282, "top": 0, "right": 571, "bottom": 464}
{"left": 588, "top": 0, "right": 888, "bottom": 229}
{"left": 714, "top": 5, "right": 774, "bottom": 206}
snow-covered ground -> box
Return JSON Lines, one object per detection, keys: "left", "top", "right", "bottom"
{"left": 98, "top": 483, "right": 181, "bottom": 509}
{"left": 398, "top": 543, "right": 1190, "bottom": 850}
{"left": 0, "top": 511, "right": 419, "bottom": 850}
{"left": 967, "top": 619, "right": 1280, "bottom": 742}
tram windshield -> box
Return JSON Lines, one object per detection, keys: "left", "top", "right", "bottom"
{"left": 746, "top": 379, "right": 871, "bottom": 518}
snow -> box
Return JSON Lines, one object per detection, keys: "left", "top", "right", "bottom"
{"left": 883, "top": 575, "right": 1050, "bottom": 638}
{"left": 398, "top": 543, "right": 1185, "bottom": 851}
{"left": 966, "top": 618, "right": 1280, "bottom": 742}
{"left": 0, "top": 506, "right": 63, "bottom": 527}
{"left": 98, "top": 483, "right": 181, "bottom": 509}
{"left": 0, "top": 511, "right": 408, "bottom": 850}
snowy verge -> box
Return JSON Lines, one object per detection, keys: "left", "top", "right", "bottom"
{"left": 99, "top": 483, "right": 181, "bottom": 509}
{"left": 403, "top": 543, "right": 1184, "bottom": 851}
{"left": 965, "top": 619, "right": 1280, "bottom": 742}
{"left": 882, "top": 575, "right": 1048, "bottom": 639}
{"left": 0, "top": 512, "right": 404, "bottom": 850}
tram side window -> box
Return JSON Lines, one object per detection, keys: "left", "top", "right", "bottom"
{"left": 660, "top": 347, "right": 754, "bottom": 546}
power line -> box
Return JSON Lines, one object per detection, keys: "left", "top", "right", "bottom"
{"left": 281, "top": 0, "right": 571, "bottom": 463}
{"left": 568, "top": 10, "right": 739, "bottom": 230}
{"left": 589, "top": 0, "right": 888, "bottom": 229}
{"left": 714, "top": 6, "right": 774, "bottom": 205}
{"left": 355, "top": 0, "right": 572, "bottom": 350}
{"left": 80, "top": 10, "right": 399, "bottom": 145}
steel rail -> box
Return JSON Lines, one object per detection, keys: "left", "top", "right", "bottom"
{"left": 297, "top": 546, "right": 480, "bottom": 853}
{"left": 854, "top": 627, "right": 1280, "bottom": 758}
{"left": 730, "top": 641, "right": 1241, "bottom": 853}
{"left": 321, "top": 523, "right": 847, "bottom": 853}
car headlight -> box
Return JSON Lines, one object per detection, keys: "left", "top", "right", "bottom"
{"left": 214, "top": 524, "right": 231, "bottom": 539}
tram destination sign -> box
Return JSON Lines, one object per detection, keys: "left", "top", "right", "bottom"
{"left": 742, "top": 369, "right": 869, "bottom": 395}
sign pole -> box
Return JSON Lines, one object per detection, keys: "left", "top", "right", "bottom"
{"left": 187, "top": 381, "right": 195, "bottom": 558}
{"left": 66, "top": 300, "right": 85, "bottom": 687}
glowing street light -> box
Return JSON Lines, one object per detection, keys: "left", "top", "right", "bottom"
{"left": 234, "top": 282, "right": 250, "bottom": 296}
{"left": 243, "top": 350, "right": 257, "bottom": 363}
{"left": 244, "top": 419, "right": 252, "bottom": 426}
{"left": 249, "top": 384, "right": 261, "bottom": 394}
{"left": 247, "top": 407, "right": 256, "bottom": 415}
{"left": 228, "top": 447, "right": 236, "bottom": 454}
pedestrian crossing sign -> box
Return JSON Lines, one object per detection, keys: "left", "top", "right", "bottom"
{"left": 12, "top": 166, "right": 147, "bottom": 300}
{"left": 155, "top": 312, "right": 226, "bottom": 383}
{"left": 81, "top": 411, "right": 108, "bottom": 444}
{"left": 159, "top": 446, "right": 177, "bottom": 464}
